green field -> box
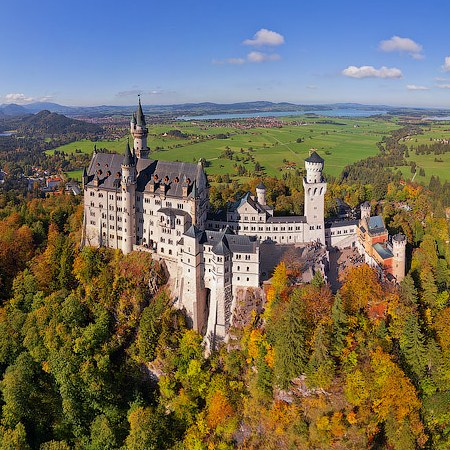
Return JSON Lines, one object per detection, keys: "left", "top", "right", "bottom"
{"left": 65, "top": 169, "right": 83, "bottom": 181}
{"left": 50, "top": 116, "right": 400, "bottom": 180}
{"left": 46, "top": 137, "right": 129, "bottom": 156}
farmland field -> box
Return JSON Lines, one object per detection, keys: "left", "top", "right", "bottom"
{"left": 51, "top": 115, "right": 401, "bottom": 180}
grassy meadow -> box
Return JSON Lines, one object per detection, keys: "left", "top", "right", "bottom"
{"left": 54, "top": 115, "right": 403, "bottom": 182}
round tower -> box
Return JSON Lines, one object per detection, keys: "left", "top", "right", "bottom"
{"left": 392, "top": 233, "right": 406, "bottom": 282}
{"left": 360, "top": 201, "right": 371, "bottom": 221}
{"left": 302, "top": 151, "right": 327, "bottom": 244}
{"left": 121, "top": 141, "right": 136, "bottom": 254}
{"left": 256, "top": 181, "right": 266, "bottom": 206}
{"left": 130, "top": 97, "right": 150, "bottom": 159}
{"left": 305, "top": 150, "right": 324, "bottom": 183}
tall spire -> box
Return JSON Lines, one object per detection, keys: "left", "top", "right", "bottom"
{"left": 136, "top": 95, "right": 146, "bottom": 127}
{"left": 122, "top": 139, "right": 134, "bottom": 166}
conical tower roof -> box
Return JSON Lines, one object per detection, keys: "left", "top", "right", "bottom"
{"left": 122, "top": 140, "right": 134, "bottom": 166}
{"left": 136, "top": 97, "right": 146, "bottom": 127}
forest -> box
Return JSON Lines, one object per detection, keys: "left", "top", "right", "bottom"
{"left": 0, "top": 157, "right": 448, "bottom": 449}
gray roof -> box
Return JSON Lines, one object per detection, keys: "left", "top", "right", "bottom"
{"left": 136, "top": 98, "right": 146, "bottom": 127}
{"left": 367, "top": 215, "right": 386, "bottom": 234}
{"left": 123, "top": 141, "right": 134, "bottom": 166}
{"left": 184, "top": 225, "right": 204, "bottom": 239}
{"left": 393, "top": 233, "right": 406, "bottom": 243}
{"left": 184, "top": 227, "right": 258, "bottom": 254}
{"left": 229, "top": 192, "right": 266, "bottom": 214}
{"left": 84, "top": 153, "right": 206, "bottom": 199}
{"left": 158, "top": 207, "right": 191, "bottom": 217}
{"left": 361, "top": 201, "right": 371, "bottom": 208}
{"left": 373, "top": 243, "right": 393, "bottom": 260}
{"left": 256, "top": 181, "right": 266, "bottom": 190}
{"left": 305, "top": 151, "right": 324, "bottom": 164}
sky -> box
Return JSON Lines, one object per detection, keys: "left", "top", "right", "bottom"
{"left": 2, "top": 0, "right": 450, "bottom": 108}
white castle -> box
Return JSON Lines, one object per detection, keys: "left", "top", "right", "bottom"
{"left": 83, "top": 100, "right": 406, "bottom": 345}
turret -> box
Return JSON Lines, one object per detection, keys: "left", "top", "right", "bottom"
{"left": 82, "top": 167, "right": 88, "bottom": 189}
{"left": 121, "top": 141, "right": 136, "bottom": 255}
{"left": 303, "top": 151, "right": 327, "bottom": 244}
{"left": 121, "top": 140, "right": 136, "bottom": 185}
{"left": 256, "top": 181, "right": 266, "bottom": 206}
{"left": 392, "top": 233, "right": 406, "bottom": 282}
{"left": 130, "top": 96, "right": 150, "bottom": 159}
{"left": 360, "top": 201, "right": 371, "bottom": 221}
{"left": 305, "top": 150, "right": 324, "bottom": 183}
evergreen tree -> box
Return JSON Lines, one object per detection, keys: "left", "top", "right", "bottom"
{"left": 399, "top": 315, "right": 427, "bottom": 381}
{"left": 331, "top": 293, "right": 347, "bottom": 358}
{"left": 273, "top": 297, "right": 309, "bottom": 389}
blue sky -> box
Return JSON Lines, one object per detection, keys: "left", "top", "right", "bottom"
{"left": 2, "top": 0, "right": 450, "bottom": 107}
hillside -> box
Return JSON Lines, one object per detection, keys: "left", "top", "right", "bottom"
{"left": 0, "top": 110, "right": 103, "bottom": 134}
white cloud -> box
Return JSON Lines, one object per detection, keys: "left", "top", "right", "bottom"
{"left": 247, "top": 51, "right": 280, "bottom": 63}
{"left": 379, "top": 36, "right": 423, "bottom": 59}
{"left": 243, "top": 29, "right": 285, "bottom": 47}
{"left": 406, "top": 84, "right": 430, "bottom": 90}
{"left": 306, "top": 85, "right": 318, "bottom": 90}
{"left": 342, "top": 65, "right": 403, "bottom": 79}
{"left": 212, "top": 57, "right": 245, "bottom": 65}
{"left": 442, "top": 56, "right": 450, "bottom": 72}
{"left": 437, "top": 84, "right": 450, "bottom": 89}
{"left": 4, "top": 93, "right": 35, "bottom": 104}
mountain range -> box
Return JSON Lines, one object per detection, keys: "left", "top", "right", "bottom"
{"left": 0, "top": 101, "right": 448, "bottom": 119}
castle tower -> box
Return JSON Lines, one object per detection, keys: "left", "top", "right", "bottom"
{"left": 256, "top": 181, "right": 266, "bottom": 206}
{"left": 360, "top": 201, "right": 371, "bottom": 221}
{"left": 392, "top": 233, "right": 406, "bottom": 282}
{"left": 130, "top": 97, "right": 150, "bottom": 159}
{"left": 303, "top": 151, "right": 327, "bottom": 244}
{"left": 121, "top": 141, "right": 137, "bottom": 254}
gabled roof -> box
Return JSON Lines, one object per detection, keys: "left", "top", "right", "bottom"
{"left": 305, "top": 151, "right": 324, "bottom": 164}
{"left": 367, "top": 215, "right": 386, "bottom": 234}
{"left": 184, "top": 224, "right": 204, "bottom": 239}
{"left": 84, "top": 153, "right": 204, "bottom": 198}
{"left": 229, "top": 191, "right": 266, "bottom": 214}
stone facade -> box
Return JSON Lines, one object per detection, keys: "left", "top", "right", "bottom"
{"left": 83, "top": 101, "right": 406, "bottom": 345}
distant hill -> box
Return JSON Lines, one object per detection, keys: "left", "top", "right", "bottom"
{"left": 1, "top": 100, "right": 449, "bottom": 119}
{"left": 0, "top": 110, "right": 103, "bottom": 134}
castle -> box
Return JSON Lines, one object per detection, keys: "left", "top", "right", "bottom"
{"left": 82, "top": 100, "right": 406, "bottom": 345}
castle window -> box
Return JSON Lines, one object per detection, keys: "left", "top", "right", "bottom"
{"left": 90, "top": 191, "right": 94, "bottom": 197}
{"left": 245, "top": 255, "right": 250, "bottom": 260}
{"left": 90, "top": 220, "right": 95, "bottom": 225}
{"left": 237, "top": 276, "right": 240, "bottom": 281}
{"left": 247, "top": 277, "right": 249, "bottom": 282}
{"left": 102, "top": 213, "right": 106, "bottom": 219}
{"left": 160, "top": 248, "right": 164, "bottom": 253}
{"left": 118, "top": 236, "right": 122, "bottom": 240}
{"left": 90, "top": 202, "right": 94, "bottom": 207}
{"left": 169, "top": 249, "right": 172, "bottom": 255}
{"left": 90, "top": 211, "right": 95, "bottom": 217}
{"left": 244, "top": 216, "right": 248, "bottom": 221}
{"left": 237, "top": 266, "right": 240, "bottom": 270}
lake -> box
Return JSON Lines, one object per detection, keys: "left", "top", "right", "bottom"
{"left": 177, "top": 109, "right": 388, "bottom": 121}
{"left": 0, "top": 132, "right": 14, "bottom": 137}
